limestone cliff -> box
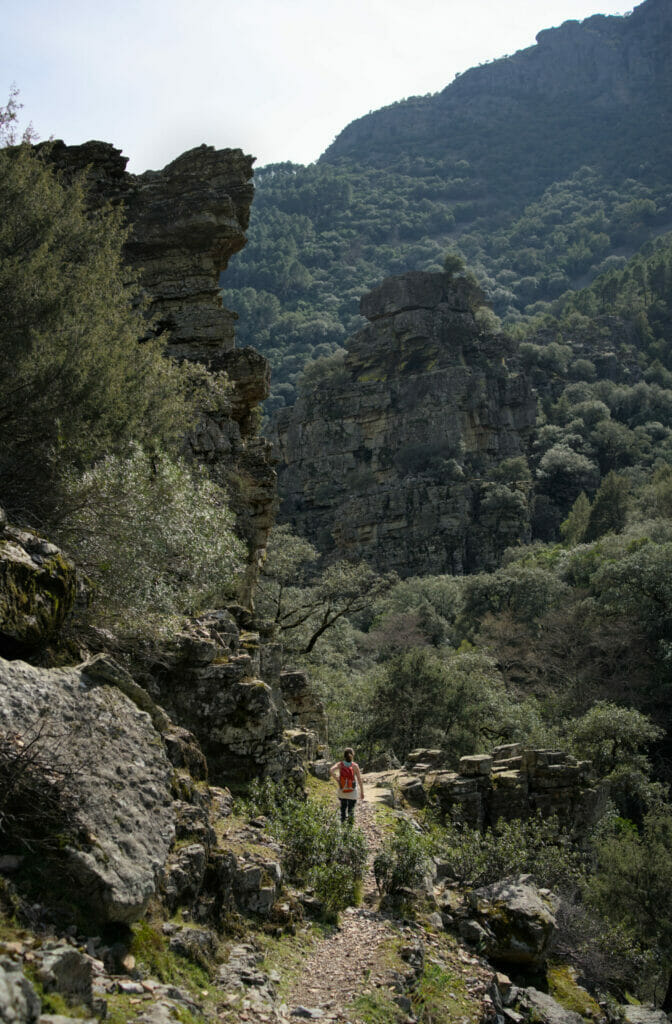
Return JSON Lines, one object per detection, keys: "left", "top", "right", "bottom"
{"left": 40, "top": 141, "right": 276, "bottom": 598}
{"left": 273, "top": 271, "right": 537, "bottom": 576}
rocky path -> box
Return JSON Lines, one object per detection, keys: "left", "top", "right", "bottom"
{"left": 281, "top": 797, "right": 395, "bottom": 1021}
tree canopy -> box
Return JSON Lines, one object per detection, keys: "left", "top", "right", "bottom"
{"left": 0, "top": 144, "right": 192, "bottom": 525}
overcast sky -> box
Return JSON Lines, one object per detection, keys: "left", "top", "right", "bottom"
{"left": 3, "top": 0, "right": 631, "bottom": 174}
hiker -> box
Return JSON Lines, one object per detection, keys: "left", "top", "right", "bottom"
{"left": 330, "top": 747, "right": 365, "bottom": 823}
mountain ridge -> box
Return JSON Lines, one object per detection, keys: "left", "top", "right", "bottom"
{"left": 321, "top": 0, "right": 672, "bottom": 187}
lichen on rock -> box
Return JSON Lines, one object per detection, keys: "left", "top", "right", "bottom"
{"left": 0, "top": 656, "right": 175, "bottom": 925}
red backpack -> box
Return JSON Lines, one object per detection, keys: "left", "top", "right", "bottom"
{"left": 339, "top": 761, "right": 355, "bottom": 793}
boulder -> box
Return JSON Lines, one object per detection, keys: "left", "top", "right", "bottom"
{"left": 466, "top": 875, "right": 557, "bottom": 967}
{"left": 35, "top": 946, "right": 93, "bottom": 1008}
{"left": 520, "top": 988, "right": 585, "bottom": 1024}
{"left": 0, "top": 657, "right": 175, "bottom": 925}
{"left": 161, "top": 844, "right": 208, "bottom": 910}
{"left": 622, "top": 1008, "right": 670, "bottom": 1024}
{"left": 398, "top": 774, "right": 427, "bottom": 807}
{"left": 167, "top": 926, "right": 218, "bottom": 965}
{"left": 0, "top": 956, "right": 41, "bottom": 1023}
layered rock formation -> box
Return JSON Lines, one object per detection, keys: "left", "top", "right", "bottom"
{"left": 40, "top": 140, "right": 276, "bottom": 600}
{"left": 144, "top": 608, "right": 325, "bottom": 785}
{"left": 273, "top": 271, "right": 537, "bottom": 576}
{"left": 409, "top": 743, "right": 608, "bottom": 833}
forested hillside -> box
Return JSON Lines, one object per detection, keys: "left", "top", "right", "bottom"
{"left": 222, "top": 0, "right": 672, "bottom": 412}
{"left": 6, "top": 8, "right": 672, "bottom": 1018}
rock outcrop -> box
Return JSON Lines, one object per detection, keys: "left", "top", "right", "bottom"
{"left": 273, "top": 271, "right": 537, "bottom": 576}
{"left": 40, "top": 140, "right": 276, "bottom": 600}
{"left": 420, "top": 744, "right": 607, "bottom": 833}
{"left": 367, "top": 744, "right": 608, "bottom": 834}
{"left": 143, "top": 609, "right": 326, "bottom": 786}
{"left": 462, "top": 876, "right": 557, "bottom": 967}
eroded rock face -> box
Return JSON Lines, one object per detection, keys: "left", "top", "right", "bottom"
{"left": 273, "top": 271, "right": 537, "bottom": 577}
{"left": 40, "top": 141, "right": 276, "bottom": 599}
{"left": 0, "top": 510, "right": 77, "bottom": 659}
{"left": 0, "top": 656, "right": 175, "bottom": 924}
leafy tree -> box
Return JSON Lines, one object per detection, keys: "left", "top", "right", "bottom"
{"left": 363, "top": 647, "right": 509, "bottom": 763}
{"left": 58, "top": 445, "right": 246, "bottom": 636}
{"left": 569, "top": 701, "right": 665, "bottom": 819}
{"left": 592, "top": 541, "right": 672, "bottom": 652}
{"left": 256, "top": 523, "right": 320, "bottom": 622}
{"left": 256, "top": 525, "right": 396, "bottom": 654}
{"left": 584, "top": 471, "right": 629, "bottom": 541}
{"left": 0, "top": 145, "right": 192, "bottom": 525}
{"left": 560, "top": 492, "right": 591, "bottom": 544}
{"left": 586, "top": 812, "right": 672, "bottom": 1009}
{"left": 457, "top": 562, "right": 569, "bottom": 639}
{"left": 443, "top": 251, "right": 466, "bottom": 277}
{"left": 0, "top": 86, "right": 35, "bottom": 146}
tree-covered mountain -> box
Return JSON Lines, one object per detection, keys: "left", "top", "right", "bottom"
{"left": 221, "top": 0, "right": 672, "bottom": 412}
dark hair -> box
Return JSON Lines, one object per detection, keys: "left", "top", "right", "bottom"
{"left": 344, "top": 748, "right": 354, "bottom": 761}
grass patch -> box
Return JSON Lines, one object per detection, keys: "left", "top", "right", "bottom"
{"left": 413, "top": 960, "right": 481, "bottom": 1024}
{"left": 304, "top": 774, "right": 334, "bottom": 805}
{"left": 131, "top": 920, "right": 212, "bottom": 988}
{"left": 128, "top": 918, "right": 219, "bottom": 1021}
{"left": 348, "top": 989, "right": 407, "bottom": 1023}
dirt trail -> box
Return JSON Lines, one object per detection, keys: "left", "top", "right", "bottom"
{"left": 280, "top": 788, "right": 401, "bottom": 1022}
{"left": 237, "top": 777, "right": 493, "bottom": 1024}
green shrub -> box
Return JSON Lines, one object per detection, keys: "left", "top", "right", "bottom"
{"left": 58, "top": 444, "right": 246, "bottom": 636}
{"left": 428, "top": 813, "right": 585, "bottom": 890}
{"left": 373, "top": 819, "right": 432, "bottom": 896}
{"left": 241, "top": 779, "right": 367, "bottom": 918}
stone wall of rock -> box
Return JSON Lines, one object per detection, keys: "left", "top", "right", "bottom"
{"left": 407, "top": 743, "right": 608, "bottom": 832}
{"left": 272, "top": 271, "right": 538, "bottom": 577}
{"left": 40, "top": 140, "right": 276, "bottom": 601}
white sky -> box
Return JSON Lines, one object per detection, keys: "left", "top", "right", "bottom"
{"left": 2, "top": 0, "right": 632, "bottom": 174}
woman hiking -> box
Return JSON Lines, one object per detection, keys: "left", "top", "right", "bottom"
{"left": 330, "top": 747, "right": 365, "bottom": 823}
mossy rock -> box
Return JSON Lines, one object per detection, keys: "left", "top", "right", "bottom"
{"left": 548, "top": 965, "right": 604, "bottom": 1022}
{"left": 0, "top": 529, "right": 77, "bottom": 656}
